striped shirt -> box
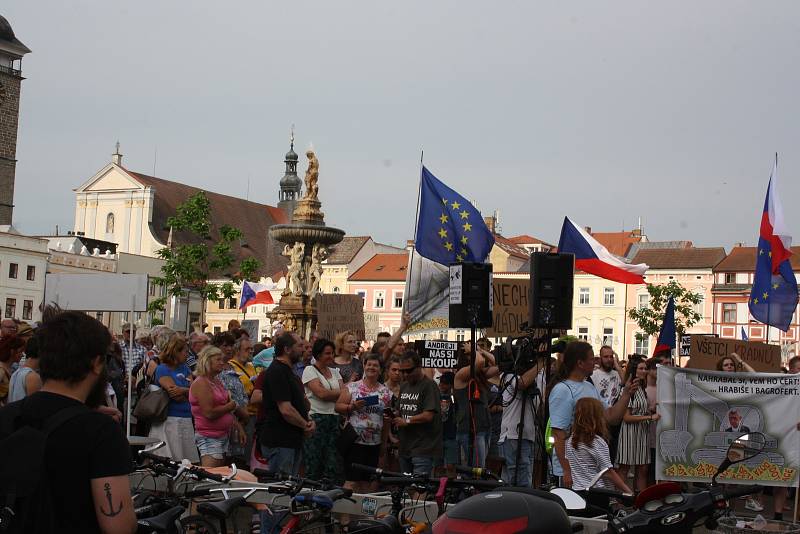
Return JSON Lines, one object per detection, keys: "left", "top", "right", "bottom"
{"left": 565, "top": 435, "right": 613, "bottom": 490}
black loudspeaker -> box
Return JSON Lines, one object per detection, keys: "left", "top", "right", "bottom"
{"left": 448, "top": 262, "right": 493, "bottom": 328}
{"left": 529, "top": 253, "right": 574, "bottom": 330}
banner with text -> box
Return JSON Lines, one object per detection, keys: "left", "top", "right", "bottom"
{"left": 656, "top": 366, "right": 800, "bottom": 486}
{"left": 486, "top": 277, "right": 529, "bottom": 337}
{"left": 404, "top": 251, "right": 450, "bottom": 332}
{"left": 316, "top": 294, "right": 366, "bottom": 341}
{"left": 414, "top": 340, "right": 459, "bottom": 368}
{"left": 687, "top": 335, "right": 781, "bottom": 372}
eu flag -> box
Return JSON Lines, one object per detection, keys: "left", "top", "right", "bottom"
{"left": 414, "top": 166, "right": 495, "bottom": 265}
{"left": 749, "top": 158, "right": 798, "bottom": 332}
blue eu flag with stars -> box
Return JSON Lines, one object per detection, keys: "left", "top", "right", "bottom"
{"left": 414, "top": 166, "right": 495, "bottom": 265}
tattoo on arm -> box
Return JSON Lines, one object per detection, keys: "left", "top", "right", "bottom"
{"left": 100, "top": 482, "right": 123, "bottom": 517}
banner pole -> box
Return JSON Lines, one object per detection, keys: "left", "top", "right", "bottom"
{"left": 126, "top": 295, "right": 135, "bottom": 439}
{"left": 402, "top": 150, "right": 424, "bottom": 326}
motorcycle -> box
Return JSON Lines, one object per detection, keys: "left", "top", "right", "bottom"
{"left": 432, "top": 432, "right": 768, "bottom": 534}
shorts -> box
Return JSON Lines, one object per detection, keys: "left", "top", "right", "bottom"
{"left": 344, "top": 443, "right": 381, "bottom": 481}
{"left": 196, "top": 434, "right": 230, "bottom": 460}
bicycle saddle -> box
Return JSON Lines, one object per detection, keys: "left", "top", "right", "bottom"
{"left": 137, "top": 505, "right": 184, "bottom": 533}
{"left": 197, "top": 496, "right": 248, "bottom": 519}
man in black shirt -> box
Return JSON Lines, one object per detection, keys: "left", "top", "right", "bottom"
{"left": 0, "top": 310, "right": 136, "bottom": 534}
{"left": 259, "top": 332, "right": 314, "bottom": 475}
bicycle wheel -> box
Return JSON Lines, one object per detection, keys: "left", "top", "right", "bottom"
{"left": 179, "top": 514, "right": 220, "bottom": 534}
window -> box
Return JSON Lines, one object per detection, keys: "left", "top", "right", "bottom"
{"left": 357, "top": 291, "right": 366, "bottom": 304}
{"left": 638, "top": 294, "right": 649, "bottom": 310}
{"left": 333, "top": 286, "right": 340, "bottom": 293}
{"left": 5, "top": 298, "right": 16, "bottom": 318}
{"left": 603, "top": 327, "right": 614, "bottom": 346}
{"left": 579, "top": 288, "right": 590, "bottom": 305}
{"left": 26, "top": 265, "right": 35, "bottom": 281}
{"left": 393, "top": 292, "right": 404, "bottom": 309}
{"left": 456, "top": 329, "right": 465, "bottom": 342}
{"left": 8, "top": 263, "right": 18, "bottom": 279}
{"left": 438, "top": 330, "right": 448, "bottom": 340}
{"left": 635, "top": 334, "right": 649, "bottom": 355}
{"left": 374, "top": 291, "right": 385, "bottom": 309}
{"left": 603, "top": 288, "right": 615, "bottom": 306}
{"left": 723, "top": 303, "right": 736, "bottom": 323}
{"left": 95, "top": 311, "right": 104, "bottom": 322}
{"left": 577, "top": 326, "right": 589, "bottom": 341}
{"left": 724, "top": 273, "right": 735, "bottom": 284}
{"left": 228, "top": 297, "right": 236, "bottom": 309}
{"left": 22, "top": 300, "right": 33, "bottom": 320}
{"left": 214, "top": 326, "right": 221, "bottom": 334}
{"left": 218, "top": 299, "right": 226, "bottom": 309}
{"left": 694, "top": 296, "right": 704, "bottom": 319}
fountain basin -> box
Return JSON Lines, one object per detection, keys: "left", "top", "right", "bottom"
{"left": 269, "top": 224, "right": 345, "bottom": 246}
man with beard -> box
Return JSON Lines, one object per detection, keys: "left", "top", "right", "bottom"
{"left": 590, "top": 346, "right": 624, "bottom": 461}
{"left": 258, "top": 332, "right": 314, "bottom": 475}
{"left": 0, "top": 310, "right": 135, "bottom": 533}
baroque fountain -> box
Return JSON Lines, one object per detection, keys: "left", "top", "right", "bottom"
{"left": 269, "top": 148, "right": 345, "bottom": 337}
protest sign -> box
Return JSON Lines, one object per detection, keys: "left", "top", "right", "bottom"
{"left": 240, "top": 319, "right": 259, "bottom": 341}
{"left": 364, "top": 312, "right": 380, "bottom": 341}
{"left": 316, "top": 294, "right": 366, "bottom": 340}
{"left": 414, "top": 340, "right": 459, "bottom": 369}
{"left": 686, "top": 335, "right": 781, "bottom": 372}
{"left": 680, "top": 335, "right": 692, "bottom": 358}
{"left": 486, "top": 277, "right": 530, "bottom": 337}
{"left": 405, "top": 252, "right": 450, "bottom": 332}
{"left": 656, "top": 366, "right": 800, "bottom": 486}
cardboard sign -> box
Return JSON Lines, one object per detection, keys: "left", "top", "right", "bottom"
{"left": 364, "top": 312, "right": 381, "bottom": 341}
{"left": 486, "top": 277, "right": 530, "bottom": 337}
{"left": 686, "top": 335, "right": 782, "bottom": 372}
{"left": 240, "top": 319, "right": 260, "bottom": 342}
{"left": 316, "top": 294, "right": 366, "bottom": 341}
{"left": 414, "top": 340, "right": 459, "bottom": 369}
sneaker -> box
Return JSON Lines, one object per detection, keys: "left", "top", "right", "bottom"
{"left": 745, "top": 498, "right": 765, "bottom": 512}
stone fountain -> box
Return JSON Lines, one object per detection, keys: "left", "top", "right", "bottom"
{"left": 269, "top": 148, "right": 345, "bottom": 337}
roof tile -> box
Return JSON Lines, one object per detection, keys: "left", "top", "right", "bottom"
{"left": 630, "top": 247, "right": 727, "bottom": 270}
{"left": 348, "top": 252, "right": 409, "bottom": 281}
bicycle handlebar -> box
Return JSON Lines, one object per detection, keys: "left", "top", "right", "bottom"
{"left": 379, "top": 475, "right": 503, "bottom": 490}
{"left": 453, "top": 465, "right": 500, "bottom": 480}
{"left": 138, "top": 451, "right": 227, "bottom": 483}
{"left": 349, "top": 463, "right": 408, "bottom": 478}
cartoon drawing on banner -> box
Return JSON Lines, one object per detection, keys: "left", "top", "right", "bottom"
{"left": 657, "top": 366, "right": 796, "bottom": 485}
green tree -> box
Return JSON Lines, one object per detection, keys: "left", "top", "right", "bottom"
{"left": 628, "top": 281, "right": 702, "bottom": 340}
{"left": 147, "top": 191, "right": 261, "bottom": 323}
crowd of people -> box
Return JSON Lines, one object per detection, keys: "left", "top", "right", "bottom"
{"left": 2, "top": 310, "right": 800, "bottom": 532}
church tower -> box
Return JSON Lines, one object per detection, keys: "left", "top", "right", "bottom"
{"left": 0, "top": 16, "right": 29, "bottom": 226}
{"left": 277, "top": 128, "right": 303, "bottom": 219}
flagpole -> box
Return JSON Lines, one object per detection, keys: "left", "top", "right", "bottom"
{"left": 402, "top": 149, "right": 424, "bottom": 338}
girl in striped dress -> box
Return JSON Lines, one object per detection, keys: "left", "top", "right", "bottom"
{"left": 616, "top": 357, "right": 659, "bottom": 491}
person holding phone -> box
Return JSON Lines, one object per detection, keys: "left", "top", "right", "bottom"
{"left": 616, "top": 356, "right": 658, "bottom": 492}
{"left": 336, "top": 354, "right": 393, "bottom": 491}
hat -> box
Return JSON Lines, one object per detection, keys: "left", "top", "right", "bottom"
{"left": 16, "top": 322, "right": 33, "bottom": 337}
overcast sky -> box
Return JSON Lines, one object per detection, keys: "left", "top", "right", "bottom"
{"left": 6, "top": 1, "right": 800, "bottom": 250}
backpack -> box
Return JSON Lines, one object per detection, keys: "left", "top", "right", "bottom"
{"left": 0, "top": 401, "right": 87, "bottom": 533}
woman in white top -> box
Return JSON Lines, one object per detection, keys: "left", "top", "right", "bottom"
{"left": 302, "top": 338, "right": 344, "bottom": 481}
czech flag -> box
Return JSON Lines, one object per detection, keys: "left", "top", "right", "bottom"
{"left": 653, "top": 297, "right": 676, "bottom": 356}
{"left": 748, "top": 155, "right": 798, "bottom": 332}
{"left": 239, "top": 281, "right": 276, "bottom": 310}
{"left": 557, "top": 217, "right": 648, "bottom": 284}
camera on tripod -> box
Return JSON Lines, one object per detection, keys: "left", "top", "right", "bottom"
{"left": 493, "top": 328, "right": 566, "bottom": 374}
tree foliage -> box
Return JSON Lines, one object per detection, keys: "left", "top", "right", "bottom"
{"left": 148, "top": 191, "right": 261, "bottom": 313}
{"left": 628, "top": 281, "right": 702, "bottom": 338}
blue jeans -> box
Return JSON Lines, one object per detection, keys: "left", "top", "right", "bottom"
{"left": 261, "top": 446, "right": 302, "bottom": 476}
{"left": 399, "top": 456, "right": 434, "bottom": 476}
{"left": 501, "top": 439, "right": 533, "bottom": 487}
{"left": 456, "top": 431, "right": 489, "bottom": 467}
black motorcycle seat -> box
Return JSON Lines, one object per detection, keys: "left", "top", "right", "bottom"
{"left": 197, "top": 496, "right": 247, "bottom": 519}
{"left": 138, "top": 505, "right": 184, "bottom": 533}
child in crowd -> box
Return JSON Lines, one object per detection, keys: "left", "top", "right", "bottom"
{"left": 566, "top": 397, "right": 632, "bottom": 505}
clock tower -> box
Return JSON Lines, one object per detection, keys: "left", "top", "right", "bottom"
{"left": 0, "top": 15, "right": 29, "bottom": 226}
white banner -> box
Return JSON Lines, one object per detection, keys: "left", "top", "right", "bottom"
{"left": 656, "top": 366, "right": 800, "bottom": 487}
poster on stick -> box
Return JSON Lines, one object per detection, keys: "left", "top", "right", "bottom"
{"left": 240, "top": 319, "right": 259, "bottom": 342}
{"left": 486, "top": 277, "right": 529, "bottom": 337}
{"left": 686, "top": 335, "right": 781, "bottom": 372}
{"left": 316, "top": 294, "right": 366, "bottom": 341}
{"left": 656, "top": 366, "right": 800, "bottom": 487}
{"left": 414, "top": 340, "right": 459, "bottom": 369}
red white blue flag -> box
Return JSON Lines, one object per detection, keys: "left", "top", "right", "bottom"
{"left": 239, "top": 281, "right": 276, "bottom": 310}
{"left": 557, "top": 216, "right": 648, "bottom": 284}
{"left": 749, "top": 156, "right": 798, "bottom": 332}
{"left": 653, "top": 297, "right": 676, "bottom": 356}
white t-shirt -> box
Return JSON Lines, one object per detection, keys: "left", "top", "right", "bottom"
{"left": 498, "top": 370, "right": 546, "bottom": 443}
{"left": 590, "top": 368, "right": 622, "bottom": 408}
{"left": 302, "top": 365, "right": 342, "bottom": 415}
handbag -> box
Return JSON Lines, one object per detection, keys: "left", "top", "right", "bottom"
{"left": 133, "top": 385, "right": 170, "bottom": 423}
{"left": 336, "top": 420, "right": 359, "bottom": 456}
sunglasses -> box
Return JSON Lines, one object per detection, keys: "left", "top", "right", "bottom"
{"left": 399, "top": 366, "right": 417, "bottom": 374}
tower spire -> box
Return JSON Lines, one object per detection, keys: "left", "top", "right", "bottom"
{"left": 112, "top": 141, "right": 123, "bottom": 166}
{"left": 277, "top": 126, "right": 302, "bottom": 219}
